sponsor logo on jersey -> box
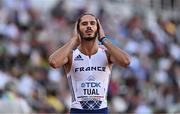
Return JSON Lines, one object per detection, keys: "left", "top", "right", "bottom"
{"left": 87, "top": 76, "right": 95, "bottom": 81}
{"left": 74, "top": 55, "right": 83, "bottom": 61}
{"left": 81, "top": 82, "right": 101, "bottom": 88}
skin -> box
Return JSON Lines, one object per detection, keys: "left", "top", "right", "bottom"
{"left": 48, "top": 14, "right": 131, "bottom": 73}
{"left": 78, "top": 15, "right": 98, "bottom": 41}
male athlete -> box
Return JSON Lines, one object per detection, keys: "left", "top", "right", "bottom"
{"left": 49, "top": 14, "right": 131, "bottom": 113}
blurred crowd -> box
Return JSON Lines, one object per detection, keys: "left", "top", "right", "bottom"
{"left": 0, "top": 0, "right": 179, "bottom": 113}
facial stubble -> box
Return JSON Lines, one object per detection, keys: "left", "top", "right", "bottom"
{"left": 79, "top": 31, "right": 98, "bottom": 41}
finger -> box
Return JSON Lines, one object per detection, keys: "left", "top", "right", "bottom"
{"left": 74, "top": 21, "right": 78, "bottom": 33}
{"left": 97, "top": 19, "right": 105, "bottom": 39}
{"left": 97, "top": 19, "right": 101, "bottom": 36}
{"left": 97, "top": 19, "right": 102, "bottom": 28}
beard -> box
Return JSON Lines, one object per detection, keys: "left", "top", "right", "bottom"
{"left": 80, "top": 31, "right": 98, "bottom": 41}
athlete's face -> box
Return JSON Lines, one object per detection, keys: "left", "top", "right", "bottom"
{"left": 78, "top": 15, "right": 98, "bottom": 41}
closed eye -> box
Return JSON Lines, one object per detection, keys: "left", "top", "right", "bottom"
{"left": 90, "top": 21, "right": 96, "bottom": 25}
{"left": 82, "top": 22, "right": 88, "bottom": 26}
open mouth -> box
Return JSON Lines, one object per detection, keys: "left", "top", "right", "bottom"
{"left": 85, "top": 30, "right": 93, "bottom": 34}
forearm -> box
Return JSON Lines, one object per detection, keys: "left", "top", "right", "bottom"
{"left": 103, "top": 39, "right": 131, "bottom": 67}
{"left": 97, "top": 19, "right": 130, "bottom": 67}
{"left": 49, "top": 38, "right": 78, "bottom": 68}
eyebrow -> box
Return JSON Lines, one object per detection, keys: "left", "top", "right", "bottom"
{"left": 81, "top": 20, "right": 96, "bottom": 23}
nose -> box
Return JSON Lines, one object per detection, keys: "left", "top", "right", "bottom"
{"left": 87, "top": 26, "right": 91, "bottom": 30}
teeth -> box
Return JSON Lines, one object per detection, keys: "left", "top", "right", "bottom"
{"left": 86, "top": 30, "right": 92, "bottom": 32}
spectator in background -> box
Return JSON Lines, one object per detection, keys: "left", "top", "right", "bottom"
{"left": 0, "top": 0, "right": 179, "bottom": 113}
{"left": 0, "top": 81, "right": 31, "bottom": 113}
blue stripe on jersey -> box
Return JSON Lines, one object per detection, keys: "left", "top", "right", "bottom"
{"left": 68, "top": 75, "right": 76, "bottom": 102}
{"left": 70, "top": 107, "right": 108, "bottom": 114}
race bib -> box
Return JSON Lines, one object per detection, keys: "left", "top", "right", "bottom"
{"left": 76, "top": 80, "right": 105, "bottom": 99}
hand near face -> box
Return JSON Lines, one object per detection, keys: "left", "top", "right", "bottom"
{"left": 97, "top": 19, "right": 105, "bottom": 41}
{"left": 72, "top": 21, "right": 81, "bottom": 45}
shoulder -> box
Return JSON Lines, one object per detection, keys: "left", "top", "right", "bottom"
{"left": 98, "top": 45, "right": 113, "bottom": 69}
{"left": 98, "top": 45, "right": 109, "bottom": 56}
{"left": 98, "top": 45, "right": 112, "bottom": 64}
{"left": 98, "top": 45, "right": 107, "bottom": 50}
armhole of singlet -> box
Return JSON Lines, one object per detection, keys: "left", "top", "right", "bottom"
{"left": 98, "top": 46, "right": 113, "bottom": 69}
{"left": 104, "top": 50, "right": 113, "bottom": 70}
{"left": 98, "top": 45, "right": 112, "bottom": 64}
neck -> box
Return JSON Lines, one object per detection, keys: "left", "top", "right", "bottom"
{"left": 79, "top": 39, "right": 98, "bottom": 57}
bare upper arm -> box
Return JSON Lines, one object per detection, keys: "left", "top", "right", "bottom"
{"left": 105, "top": 50, "right": 115, "bottom": 64}
{"left": 63, "top": 51, "right": 73, "bottom": 74}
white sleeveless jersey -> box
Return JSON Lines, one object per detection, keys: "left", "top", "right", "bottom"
{"left": 67, "top": 48, "right": 111, "bottom": 110}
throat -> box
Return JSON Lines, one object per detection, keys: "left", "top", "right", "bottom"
{"left": 79, "top": 42, "right": 99, "bottom": 58}
{"left": 81, "top": 48, "right": 98, "bottom": 58}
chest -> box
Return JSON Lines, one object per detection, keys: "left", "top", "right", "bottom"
{"left": 71, "top": 50, "right": 109, "bottom": 80}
